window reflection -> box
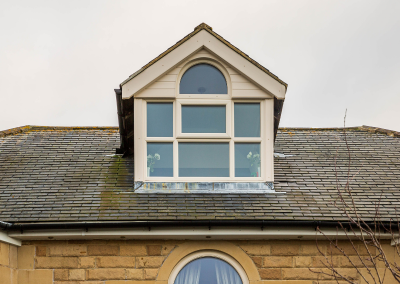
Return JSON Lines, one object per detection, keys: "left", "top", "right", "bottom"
{"left": 182, "top": 105, "right": 226, "bottom": 133}
{"left": 180, "top": 64, "right": 227, "bottom": 94}
{"left": 147, "top": 143, "right": 173, "bottom": 177}
{"left": 147, "top": 103, "right": 173, "bottom": 137}
{"left": 234, "top": 103, "right": 260, "bottom": 137}
{"left": 235, "top": 143, "right": 261, "bottom": 177}
{"left": 179, "top": 143, "right": 229, "bottom": 177}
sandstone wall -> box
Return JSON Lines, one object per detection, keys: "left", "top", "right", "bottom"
{"left": 4, "top": 239, "right": 398, "bottom": 284}
{"left": 0, "top": 241, "right": 17, "bottom": 284}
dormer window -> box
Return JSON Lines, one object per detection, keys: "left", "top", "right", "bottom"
{"left": 123, "top": 26, "right": 286, "bottom": 188}
{"left": 133, "top": 58, "right": 271, "bottom": 184}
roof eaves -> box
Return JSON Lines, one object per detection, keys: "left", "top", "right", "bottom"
{"left": 120, "top": 23, "right": 288, "bottom": 90}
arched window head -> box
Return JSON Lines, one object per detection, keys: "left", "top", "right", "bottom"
{"left": 174, "top": 257, "right": 243, "bottom": 284}
{"left": 180, "top": 63, "right": 228, "bottom": 94}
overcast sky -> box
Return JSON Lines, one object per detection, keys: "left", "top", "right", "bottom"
{"left": 1, "top": 0, "right": 399, "bottom": 132}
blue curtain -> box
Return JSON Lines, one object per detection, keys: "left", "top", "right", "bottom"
{"left": 215, "top": 259, "right": 242, "bottom": 284}
{"left": 174, "top": 259, "right": 201, "bottom": 284}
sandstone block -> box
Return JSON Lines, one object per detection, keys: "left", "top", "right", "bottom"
{"left": 282, "top": 268, "right": 332, "bottom": 280}
{"left": 9, "top": 245, "right": 17, "bottom": 269}
{"left": 251, "top": 256, "right": 262, "bottom": 267}
{"left": 334, "top": 268, "right": 358, "bottom": 280}
{"left": 87, "top": 268, "right": 126, "bottom": 280}
{"left": 36, "top": 246, "right": 47, "bottom": 256}
{"left": 0, "top": 242, "right": 10, "bottom": 266}
{"left": 263, "top": 256, "right": 293, "bottom": 268}
{"left": 17, "top": 245, "right": 35, "bottom": 269}
{"left": 88, "top": 245, "right": 119, "bottom": 256}
{"left": 120, "top": 245, "right": 147, "bottom": 256}
{"left": 301, "top": 243, "right": 325, "bottom": 256}
{"left": 54, "top": 269, "right": 69, "bottom": 280}
{"left": 330, "top": 242, "right": 358, "bottom": 256}
{"left": 271, "top": 243, "right": 300, "bottom": 256}
{"left": 145, "top": 268, "right": 159, "bottom": 279}
{"left": 161, "top": 245, "right": 175, "bottom": 255}
{"left": 49, "top": 245, "right": 87, "bottom": 256}
{"left": 18, "top": 269, "right": 53, "bottom": 284}
{"left": 97, "top": 256, "right": 135, "bottom": 268}
{"left": 357, "top": 244, "right": 376, "bottom": 256}
{"left": 137, "top": 256, "right": 165, "bottom": 268}
{"left": 69, "top": 269, "right": 86, "bottom": 280}
{"left": 147, "top": 245, "right": 161, "bottom": 256}
{"left": 11, "top": 269, "right": 17, "bottom": 284}
{"left": 312, "top": 256, "right": 340, "bottom": 268}
{"left": 258, "top": 268, "right": 281, "bottom": 279}
{"left": 240, "top": 244, "right": 270, "bottom": 255}
{"left": 0, "top": 266, "right": 11, "bottom": 284}
{"left": 36, "top": 256, "right": 79, "bottom": 269}
{"left": 126, "top": 268, "right": 144, "bottom": 280}
{"left": 294, "top": 256, "right": 312, "bottom": 267}
{"left": 340, "top": 255, "right": 374, "bottom": 268}
{"left": 54, "top": 282, "right": 103, "bottom": 284}
{"left": 80, "top": 257, "right": 96, "bottom": 268}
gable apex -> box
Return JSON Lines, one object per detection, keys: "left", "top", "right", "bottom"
{"left": 121, "top": 23, "right": 287, "bottom": 100}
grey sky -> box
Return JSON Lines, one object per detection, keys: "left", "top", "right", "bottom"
{"left": 1, "top": 0, "right": 399, "bottom": 131}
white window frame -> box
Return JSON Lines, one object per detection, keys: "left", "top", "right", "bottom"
{"left": 168, "top": 250, "right": 249, "bottom": 284}
{"left": 143, "top": 99, "right": 265, "bottom": 182}
{"left": 137, "top": 59, "right": 271, "bottom": 182}
{"left": 176, "top": 58, "right": 232, "bottom": 100}
{"left": 176, "top": 99, "right": 231, "bottom": 139}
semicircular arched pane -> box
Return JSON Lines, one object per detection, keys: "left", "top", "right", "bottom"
{"left": 174, "top": 257, "right": 243, "bottom": 284}
{"left": 180, "top": 64, "right": 228, "bottom": 94}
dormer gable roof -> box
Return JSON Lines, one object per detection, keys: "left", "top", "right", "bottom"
{"left": 120, "top": 23, "right": 287, "bottom": 100}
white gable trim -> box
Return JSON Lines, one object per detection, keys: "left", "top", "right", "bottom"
{"left": 122, "top": 30, "right": 286, "bottom": 99}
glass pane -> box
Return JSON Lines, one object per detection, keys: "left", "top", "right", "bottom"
{"left": 147, "top": 143, "right": 173, "bottom": 177}
{"left": 180, "top": 64, "right": 227, "bottom": 94}
{"left": 234, "top": 103, "right": 260, "bottom": 137}
{"left": 182, "top": 105, "right": 226, "bottom": 133}
{"left": 174, "top": 257, "right": 243, "bottom": 284}
{"left": 235, "top": 143, "right": 261, "bottom": 177}
{"left": 147, "top": 103, "right": 173, "bottom": 137}
{"left": 179, "top": 143, "right": 229, "bottom": 177}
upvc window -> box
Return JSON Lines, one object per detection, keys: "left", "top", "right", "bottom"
{"left": 144, "top": 62, "right": 266, "bottom": 182}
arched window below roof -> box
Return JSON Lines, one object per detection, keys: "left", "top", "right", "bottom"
{"left": 180, "top": 63, "right": 228, "bottom": 94}
{"left": 174, "top": 257, "right": 243, "bottom": 284}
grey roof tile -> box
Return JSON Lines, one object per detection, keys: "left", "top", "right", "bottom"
{"left": 0, "top": 126, "right": 399, "bottom": 223}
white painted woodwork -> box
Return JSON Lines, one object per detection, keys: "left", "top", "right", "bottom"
{"left": 265, "top": 99, "right": 274, "bottom": 181}
{"left": 133, "top": 48, "right": 276, "bottom": 183}
{"left": 134, "top": 48, "right": 272, "bottom": 99}
{"left": 8, "top": 227, "right": 396, "bottom": 241}
{"left": 134, "top": 99, "right": 144, "bottom": 181}
{"left": 122, "top": 30, "right": 286, "bottom": 99}
{"left": 0, "top": 231, "right": 21, "bottom": 246}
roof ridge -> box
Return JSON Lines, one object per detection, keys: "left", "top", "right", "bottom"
{"left": 0, "top": 126, "right": 119, "bottom": 137}
{"left": 360, "top": 125, "right": 400, "bottom": 137}
{"left": 278, "top": 126, "right": 400, "bottom": 137}
{"left": 0, "top": 125, "right": 32, "bottom": 138}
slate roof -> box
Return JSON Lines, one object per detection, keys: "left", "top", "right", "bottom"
{"left": 0, "top": 126, "right": 399, "bottom": 224}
